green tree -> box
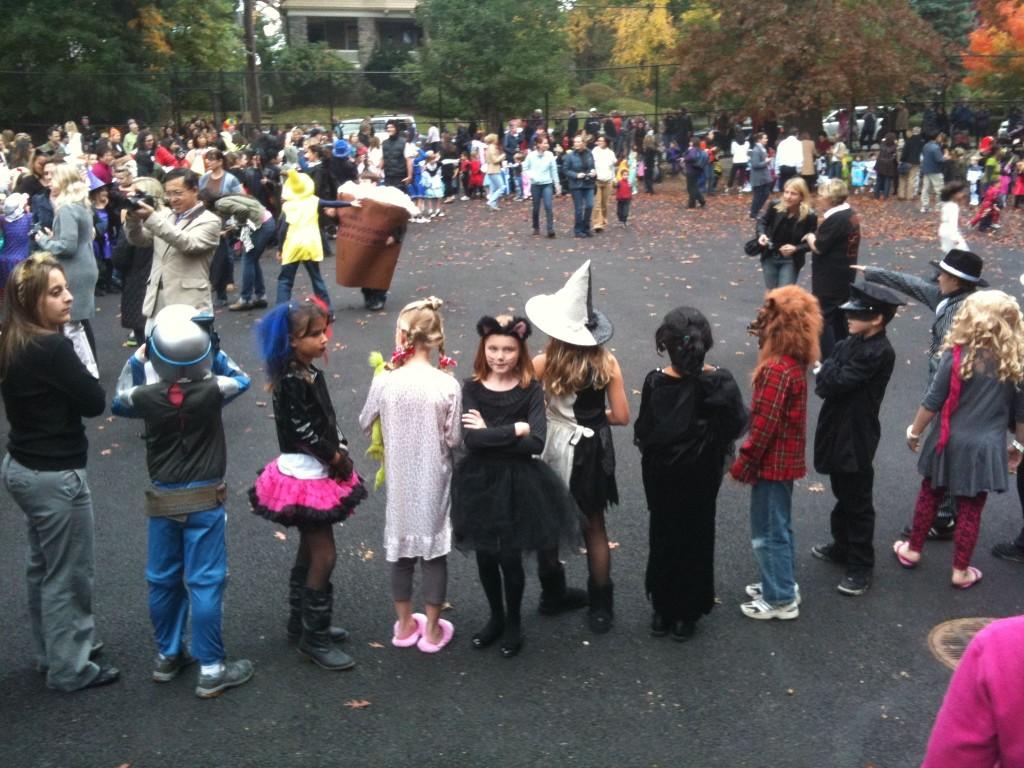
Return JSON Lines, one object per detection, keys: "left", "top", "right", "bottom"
{"left": 417, "top": 0, "right": 569, "bottom": 128}
{"left": 262, "top": 42, "right": 355, "bottom": 110}
{"left": 910, "top": 0, "right": 977, "bottom": 46}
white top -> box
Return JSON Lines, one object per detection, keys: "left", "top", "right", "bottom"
{"left": 775, "top": 135, "right": 803, "bottom": 169}
{"left": 359, "top": 364, "right": 462, "bottom": 561}
{"left": 592, "top": 146, "right": 618, "bottom": 182}
{"left": 939, "top": 201, "right": 968, "bottom": 253}
{"left": 731, "top": 140, "right": 749, "bottom": 163}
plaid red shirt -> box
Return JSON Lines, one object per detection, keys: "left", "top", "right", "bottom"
{"left": 730, "top": 356, "right": 808, "bottom": 484}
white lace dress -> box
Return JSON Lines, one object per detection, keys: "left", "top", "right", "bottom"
{"left": 359, "top": 364, "right": 462, "bottom": 561}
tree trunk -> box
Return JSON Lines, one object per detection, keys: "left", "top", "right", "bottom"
{"left": 797, "top": 107, "right": 823, "bottom": 138}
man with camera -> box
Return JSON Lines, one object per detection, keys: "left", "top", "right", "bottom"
{"left": 124, "top": 168, "right": 221, "bottom": 323}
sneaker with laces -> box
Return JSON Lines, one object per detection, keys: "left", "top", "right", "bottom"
{"left": 195, "top": 658, "right": 254, "bottom": 699}
{"left": 837, "top": 572, "right": 871, "bottom": 596}
{"left": 811, "top": 543, "right": 847, "bottom": 564}
{"left": 152, "top": 650, "right": 197, "bottom": 683}
{"left": 740, "top": 597, "right": 799, "bottom": 620}
{"left": 991, "top": 540, "right": 1024, "bottom": 564}
{"left": 745, "top": 582, "right": 802, "bottom": 605}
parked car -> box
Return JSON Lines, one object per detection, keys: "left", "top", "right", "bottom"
{"left": 336, "top": 114, "right": 418, "bottom": 143}
{"left": 823, "top": 106, "right": 884, "bottom": 142}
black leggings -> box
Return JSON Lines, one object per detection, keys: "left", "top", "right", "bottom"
{"left": 476, "top": 550, "right": 525, "bottom": 626}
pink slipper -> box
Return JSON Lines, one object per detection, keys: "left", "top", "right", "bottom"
{"left": 392, "top": 613, "right": 426, "bottom": 648}
{"left": 416, "top": 618, "right": 455, "bottom": 654}
{"left": 892, "top": 540, "right": 919, "bottom": 569}
{"left": 953, "top": 566, "right": 983, "bottom": 589}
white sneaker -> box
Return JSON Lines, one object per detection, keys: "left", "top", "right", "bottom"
{"left": 459, "top": 196, "right": 469, "bottom": 201}
{"left": 740, "top": 597, "right": 800, "bottom": 620}
{"left": 745, "top": 581, "right": 798, "bottom": 606}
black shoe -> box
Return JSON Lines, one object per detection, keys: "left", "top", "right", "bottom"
{"left": 811, "top": 543, "right": 847, "bottom": 564}
{"left": 670, "top": 620, "right": 696, "bottom": 642}
{"left": 298, "top": 586, "right": 355, "bottom": 671}
{"left": 650, "top": 612, "right": 669, "bottom": 638}
{"left": 499, "top": 624, "right": 524, "bottom": 658}
{"left": 365, "top": 297, "right": 386, "bottom": 311}
{"left": 837, "top": 572, "right": 871, "bottom": 596}
{"left": 288, "top": 569, "right": 348, "bottom": 643}
{"left": 78, "top": 666, "right": 120, "bottom": 691}
{"left": 900, "top": 522, "right": 956, "bottom": 541}
{"left": 532, "top": 228, "right": 540, "bottom": 236}
{"left": 992, "top": 541, "right": 1024, "bottom": 564}
{"left": 547, "top": 231, "right": 556, "bottom": 238}
{"left": 471, "top": 615, "right": 505, "bottom": 649}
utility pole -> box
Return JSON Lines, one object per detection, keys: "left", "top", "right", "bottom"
{"left": 244, "top": 0, "right": 262, "bottom": 128}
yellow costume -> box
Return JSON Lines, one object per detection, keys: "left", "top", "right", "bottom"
{"left": 280, "top": 170, "right": 322, "bottom": 265}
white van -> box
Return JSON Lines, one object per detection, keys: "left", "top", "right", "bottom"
{"left": 336, "top": 114, "right": 418, "bottom": 143}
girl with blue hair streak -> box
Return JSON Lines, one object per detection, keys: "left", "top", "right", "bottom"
{"left": 249, "top": 298, "right": 367, "bottom": 671}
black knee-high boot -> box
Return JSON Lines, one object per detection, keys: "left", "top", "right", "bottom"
{"left": 537, "top": 551, "right": 588, "bottom": 615}
{"left": 588, "top": 579, "right": 614, "bottom": 634}
{"left": 298, "top": 586, "right": 355, "bottom": 671}
{"left": 472, "top": 552, "right": 506, "bottom": 648}
{"left": 288, "top": 566, "right": 349, "bottom": 642}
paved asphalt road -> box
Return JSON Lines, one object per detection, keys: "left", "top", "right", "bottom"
{"left": 2, "top": 183, "right": 1023, "bottom": 768}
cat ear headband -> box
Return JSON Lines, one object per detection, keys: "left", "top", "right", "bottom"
{"left": 476, "top": 315, "right": 532, "bottom": 342}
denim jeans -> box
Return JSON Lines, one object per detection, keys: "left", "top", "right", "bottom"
{"left": 874, "top": 175, "right": 894, "bottom": 200}
{"left": 571, "top": 187, "right": 594, "bottom": 235}
{"left": 240, "top": 218, "right": 275, "bottom": 301}
{"left": 147, "top": 497, "right": 227, "bottom": 666}
{"left": 761, "top": 256, "right": 797, "bottom": 289}
{"left": 749, "top": 480, "right": 797, "bottom": 605}
{"left": 532, "top": 183, "right": 554, "bottom": 233}
{"left": 486, "top": 173, "right": 504, "bottom": 206}
{"left": 276, "top": 260, "right": 331, "bottom": 307}
{"left": 750, "top": 183, "right": 771, "bottom": 218}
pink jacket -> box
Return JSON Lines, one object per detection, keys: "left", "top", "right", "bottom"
{"left": 922, "top": 615, "right": 1024, "bottom": 767}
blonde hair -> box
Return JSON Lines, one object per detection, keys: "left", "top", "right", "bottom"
{"left": 51, "top": 164, "right": 90, "bottom": 210}
{"left": 822, "top": 179, "right": 848, "bottom": 206}
{"left": 392, "top": 296, "right": 450, "bottom": 370}
{"left": 63, "top": 120, "right": 78, "bottom": 135}
{"left": 774, "top": 177, "right": 812, "bottom": 222}
{"left": 484, "top": 133, "right": 498, "bottom": 144}
{"left": 942, "top": 290, "right": 1024, "bottom": 384}
{"left": 542, "top": 338, "right": 615, "bottom": 397}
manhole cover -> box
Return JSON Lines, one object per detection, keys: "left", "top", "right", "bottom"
{"left": 928, "top": 618, "right": 997, "bottom": 670}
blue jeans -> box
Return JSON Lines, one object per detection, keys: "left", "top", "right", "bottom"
{"left": 874, "top": 175, "right": 894, "bottom": 200}
{"left": 276, "top": 260, "right": 331, "bottom": 307}
{"left": 240, "top": 218, "right": 275, "bottom": 301}
{"left": 761, "top": 256, "right": 797, "bottom": 289}
{"left": 486, "top": 173, "right": 504, "bottom": 206}
{"left": 749, "top": 480, "right": 797, "bottom": 605}
{"left": 532, "top": 183, "right": 554, "bottom": 233}
{"left": 147, "top": 497, "right": 227, "bottom": 666}
{"left": 571, "top": 187, "right": 594, "bottom": 235}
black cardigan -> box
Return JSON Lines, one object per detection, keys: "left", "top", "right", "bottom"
{"left": 756, "top": 204, "right": 819, "bottom": 273}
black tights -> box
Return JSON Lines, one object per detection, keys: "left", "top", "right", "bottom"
{"left": 295, "top": 523, "right": 337, "bottom": 589}
{"left": 476, "top": 550, "right": 525, "bottom": 627}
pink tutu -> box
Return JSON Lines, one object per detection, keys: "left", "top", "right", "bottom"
{"left": 249, "top": 458, "right": 367, "bottom": 527}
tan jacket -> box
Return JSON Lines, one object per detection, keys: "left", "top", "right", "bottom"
{"left": 484, "top": 145, "right": 504, "bottom": 174}
{"left": 125, "top": 205, "right": 221, "bottom": 319}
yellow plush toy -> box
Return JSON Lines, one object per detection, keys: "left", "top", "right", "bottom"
{"left": 280, "top": 169, "right": 323, "bottom": 265}
{"left": 365, "top": 351, "right": 387, "bottom": 490}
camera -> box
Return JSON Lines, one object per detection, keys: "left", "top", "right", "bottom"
{"left": 126, "top": 192, "right": 156, "bottom": 211}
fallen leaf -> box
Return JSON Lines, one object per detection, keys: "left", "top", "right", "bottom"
{"left": 256, "top": 401, "right": 268, "bottom": 408}
{"left": 368, "top": 642, "right": 385, "bottom": 649}
{"left": 274, "top": 531, "right": 287, "bottom": 541}
{"left": 807, "top": 482, "right": 826, "bottom": 493}
{"left": 344, "top": 699, "right": 371, "bottom": 710}
{"left": 100, "top": 449, "right": 113, "bottom": 456}
{"left": 608, "top": 541, "right": 620, "bottom": 550}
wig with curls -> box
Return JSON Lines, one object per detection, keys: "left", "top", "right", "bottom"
{"left": 942, "top": 290, "right": 1024, "bottom": 384}
{"left": 749, "top": 285, "right": 822, "bottom": 382}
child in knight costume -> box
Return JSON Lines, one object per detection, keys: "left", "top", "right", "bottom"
{"left": 112, "top": 304, "right": 254, "bottom": 698}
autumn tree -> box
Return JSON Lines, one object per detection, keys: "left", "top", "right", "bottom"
{"left": 910, "top": 0, "right": 977, "bottom": 46}
{"left": 964, "top": 0, "right": 1024, "bottom": 100}
{"left": 417, "top": 0, "right": 569, "bottom": 128}
{"left": 675, "top": 0, "right": 948, "bottom": 132}
{"left": 611, "top": 3, "right": 679, "bottom": 89}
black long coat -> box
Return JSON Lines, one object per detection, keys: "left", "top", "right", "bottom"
{"left": 813, "top": 332, "right": 896, "bottom": 474}
{"left": 112, "top": 237, "right": 153, "bottom": 332}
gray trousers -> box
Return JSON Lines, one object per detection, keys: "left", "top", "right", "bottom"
{"left": 390, "top": 555, "right": 448, "bottom": 605}
{"left": 2, "top": 455, "right": 100, "bottom": 690}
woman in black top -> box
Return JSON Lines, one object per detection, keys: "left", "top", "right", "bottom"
{"left": 0, "top": 253, "right": 117, "bottom": 691}
{"left": 756, "top": 177, "right": 818, "bottom": 289}
{"left": 451, "top": 315, "right": 579, "bottom": 658}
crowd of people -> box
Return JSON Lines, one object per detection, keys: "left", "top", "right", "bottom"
{"left": 1, "top": 107, "right": 1024, "bottom": 766}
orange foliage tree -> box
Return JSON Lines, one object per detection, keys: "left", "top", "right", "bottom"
{"left": 964, "top": 1, "right": 1024, "bottom": 99}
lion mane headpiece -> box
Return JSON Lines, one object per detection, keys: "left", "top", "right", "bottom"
{"left": 748, "top": 285, "right": 822, "bottom": 381}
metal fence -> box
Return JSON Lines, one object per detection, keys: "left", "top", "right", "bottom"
{"left": 2, "top": 65, "right": 1020, "bottom": 142}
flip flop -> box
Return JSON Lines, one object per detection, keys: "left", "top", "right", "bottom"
{"left": 416, "top": 618, "right": 455, "bottom": 654}
{"left": 892, "top": 540, "right": 919, "bottom": 569}
{"left": 391, "top": 613, "right": 426, "bottom": 648}
{"left": 952, "top": 566, "right": 983, "bottom": 590}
